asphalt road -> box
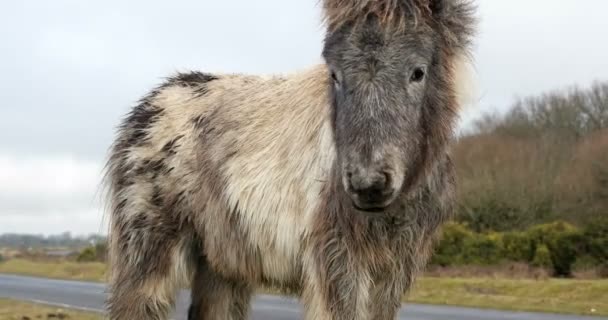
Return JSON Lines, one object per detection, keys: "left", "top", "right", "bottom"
{"left": 0, "top": 274, "right": 605, "bottom": 320}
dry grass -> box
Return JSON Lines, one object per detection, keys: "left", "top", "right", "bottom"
{"left": 424, "top": 263, "right": 552, "bottom": 280}
{"left": 573, "top": 267, "right": 606, "bottom": 280}
{"left": 0, "top": 299, "right": 101, "bottom": 320}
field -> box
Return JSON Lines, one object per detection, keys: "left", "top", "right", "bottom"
{"left": 411, "top": 277, "right": 606, "bottom": 316}
{"left": 1, "top": 259, "right": 606, "bottom": 316}
{"left": 0, "top": 299, "right": 100, "bottom": 320}
{"left": 0, "top": 258, "right": 106, "bottom": 282}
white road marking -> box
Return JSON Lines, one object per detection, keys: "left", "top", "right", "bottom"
{"left": 26, "top": 298, "right": 104, "bottom": 313}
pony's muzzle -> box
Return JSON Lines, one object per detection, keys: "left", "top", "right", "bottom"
{"left": 345, "top": 169, "right": 396, "bottom": 212}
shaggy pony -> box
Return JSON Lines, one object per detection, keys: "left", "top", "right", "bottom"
{"left": 103, "top": 0, "right": 477, "bottom": 319}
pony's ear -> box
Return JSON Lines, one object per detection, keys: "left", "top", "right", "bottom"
{"left": 429, "top": 0, "right": 477, "bottom": 53}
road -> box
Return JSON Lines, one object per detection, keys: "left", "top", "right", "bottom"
{"left": 0, "top": 274, "right": 605, "bottom": 320}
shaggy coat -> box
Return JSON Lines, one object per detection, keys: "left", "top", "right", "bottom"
{"left": 104, "top": 0, "right": 477, "bottom": 319}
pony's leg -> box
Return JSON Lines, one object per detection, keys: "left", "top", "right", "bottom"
{"left": 301, "top": 269, "right": 375, "bottom": 320}
{"left": 301, "top": 244, "right": 374, "bottom": 320}
{"left": 303, "top": 273, "right": 403, "bottom": 320}
{"left": 367, "top": 278, "right": 403, "bottom": 320}
{"left": 187, "top": 257, "right": 252, "bottom": 320}
{"left": 106, "top": 218, "right": 193, "bottom": 320}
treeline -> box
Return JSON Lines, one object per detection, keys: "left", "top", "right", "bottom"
{"left": 0, "top": 232, "right": 106, "bottom": 249}
{"left": 454, "top": 81, "right": 608, "bottom": 232}
{"left": 430, "top": 220, "right": 608, "bottom": 278}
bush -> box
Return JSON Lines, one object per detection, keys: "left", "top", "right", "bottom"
{"left": 531, "top": 244, "right": 553, "bottom": 269}
{"left": 431, "top": 222, "right": 476, "bottom": 266}
{"left": 502, "top": 231, "right": 534, "bottom": 262}
{"left": 583, "top": 218, "right": 608, "bottom": 264}
{"left": 525, "top": 221, "right": 583, "bottom": 276}
{"left": 461, "top": 233, "right": 504, "bottom": 265}
{"left": 552, "top": 231, "right": 586, "bottom": 277}
{"left": 432, "top": 223, "right": 504, "bottom": 266}
{"left": 430, "top": 220, "right": 608, "bottom": 277}
{"left": 75, "top": 241, "right": 108, "bottom": 263}
{"left": 77, "top": 247, "right": 97, "bottom": 262}
{"left": 526, "top": 221, "right": 578, "bottom": 247}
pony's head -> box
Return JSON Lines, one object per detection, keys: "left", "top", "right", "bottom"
{"left": 322, "top": 0, "right": 476, "bottom": 212}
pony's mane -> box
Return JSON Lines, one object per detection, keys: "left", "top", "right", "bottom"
{"left": 322, "top": 0, "right": 432, "bottom": 31}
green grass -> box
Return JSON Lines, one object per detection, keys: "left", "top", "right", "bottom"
{"left": 1, "top": 259, "right": 606, "bottom": 316}
{"left": 408, "top": 277, "right": 608, "bottom": 316}
{"left": 0, "top": 299, "right": 101, "bottom": 320}
{"left": 0, "top": 258, "right": 106, "bottom": 282}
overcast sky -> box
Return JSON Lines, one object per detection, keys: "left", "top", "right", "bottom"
{"left": 1, "top": 0, "right": 607, "bottom": 235}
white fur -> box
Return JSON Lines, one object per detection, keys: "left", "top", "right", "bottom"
{"left": 221, "top": 66, "right": 336, "bottom": 282}
{"left": 453, "top": 53, "right": 479, "bottom": 111}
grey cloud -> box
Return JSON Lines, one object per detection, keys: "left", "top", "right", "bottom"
{"left": 1, "top": 0, "right": 608, "bottom": 234}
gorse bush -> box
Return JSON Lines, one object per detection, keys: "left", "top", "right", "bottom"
{"left": 431, "top": 223, "right": 474, "bottom": 266}
{"left": 431, "top": 219, "right": 608, "bottom": 277}
{"left": 431, "top": 224, "right": 502, "bottom": 266}
{"left": 531, "top": 245, "right": 552, "bottom": 269}
{"left": 501, "top": 231, "right": 534, "bottom": 262}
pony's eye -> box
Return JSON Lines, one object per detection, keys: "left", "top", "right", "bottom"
{"left": 410, "top": 67, "right": 426, "bottom": 83}
{"left": 330, "top": 69, "right": 343, "bottom": 90}
{"left": 331, "top": 71, "right": 339, "bottom": 84}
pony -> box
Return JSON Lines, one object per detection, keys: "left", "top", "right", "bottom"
{"left": 103, "top": 0, "right": 477, "bottom": 319}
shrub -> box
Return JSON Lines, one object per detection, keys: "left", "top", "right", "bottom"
{"left": 431, "top": 223, "right": 504, "bottom": 266}
{"left": 552, "top": 231, "right": 586, "bottom": 277}
{"left": 531, "top": 244, "right": 553, "bottom": 269}
{"left": 461, "top": 233, "right": 504, "bottom": 265}
{"left": 428, "top": 220, "right": 608, "bottom": 277}
{"left": 431, "top": 222, "right": 475, "bottom": 266}
{"left": 583, "top": 218, "right": 608, "bottom": 264}
{"left": 525, "top": 221, "right": 583, "bottom": 276}
{"left": 77, "top": 247, "right": 97, "bottom": 262}
{"left": 502, "top": 231, "right": 534, "bottom": 262}
{"left": 75, "top": 241, "right": 108, "bottom": 263}
{"left": 526, "top": 221, "right": 578, "bottom": 247}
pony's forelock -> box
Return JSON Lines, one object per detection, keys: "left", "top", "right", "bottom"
{"left": 322, "top": 0, "right": 432, "bottom": 32}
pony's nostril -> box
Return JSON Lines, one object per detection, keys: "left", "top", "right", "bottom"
{"left": 381, "top": 171, "right": 392, "bottom": 188}
{"left": 347, "top": 171, "right": 396, "bottom": 211}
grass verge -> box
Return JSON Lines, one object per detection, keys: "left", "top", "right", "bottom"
{"left": 0, "top": 259, "right": 105, "bottom": 282}
{"left": 408, "top": 277, "right": 607, "bottom": 316}
{"left": 0, "top": 299, "right": 101, "bottom": 320}
{"left": 1, "top": 259, "right": 606, "bottom": 316}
